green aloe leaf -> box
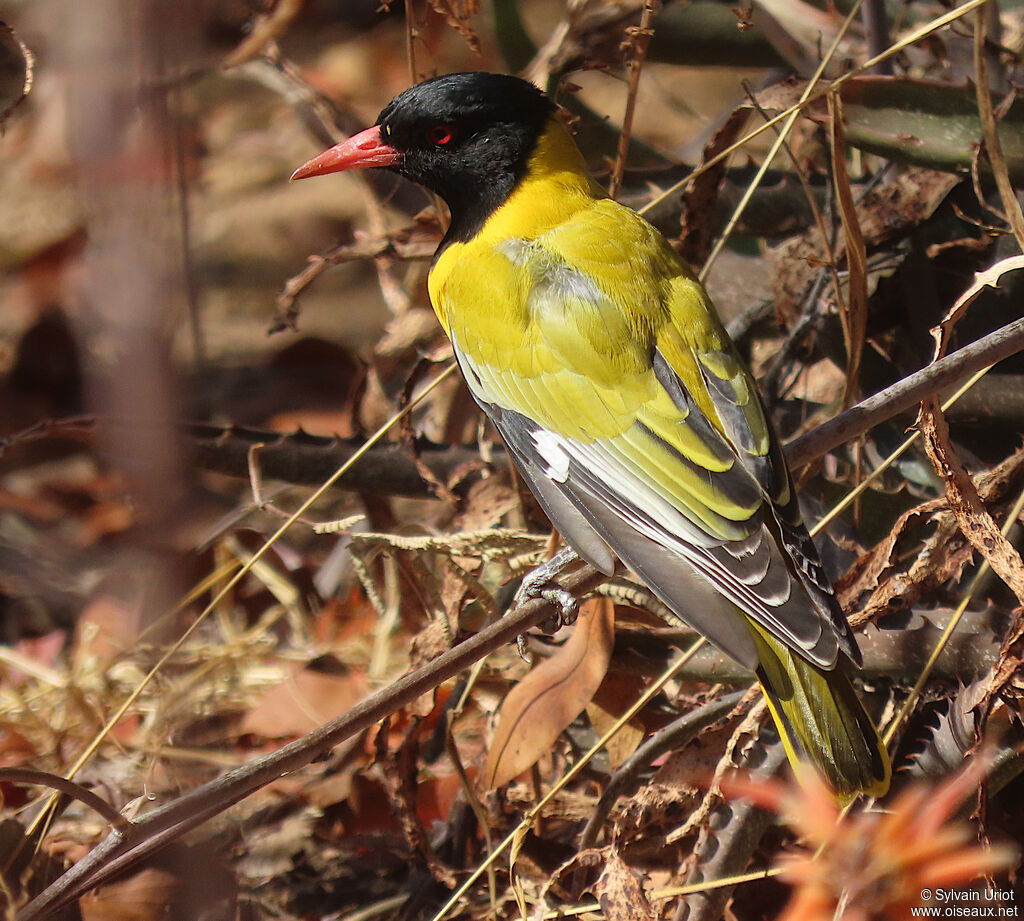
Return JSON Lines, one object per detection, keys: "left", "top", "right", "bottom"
{"left": 840, "top": 76, "right": 1024, "bottom": 183}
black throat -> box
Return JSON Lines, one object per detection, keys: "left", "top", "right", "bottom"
{"left": 430, "top": 121, "right": 541, "bottom": 248}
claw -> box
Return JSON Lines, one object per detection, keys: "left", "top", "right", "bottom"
{"left": 513, "top": 546, "right": 581, "bottom": 631}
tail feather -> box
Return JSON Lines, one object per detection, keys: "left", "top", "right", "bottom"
{"left": 751, "top": 624, "right": 890, "bottom": 799}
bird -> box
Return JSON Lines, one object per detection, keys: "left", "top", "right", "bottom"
{"left": 291, "top": 71, "right": 890, "bottom": 798}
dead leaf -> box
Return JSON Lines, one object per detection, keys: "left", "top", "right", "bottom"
{"left": 590, "top": 850, "right": 657, "bottom": 921}
{"left": 587, "top": 671, "right": 648, "bottom": 769}
{"left": 931, "top": 254, "right": 1024, "bottom": 361}
{"left": 483, "top": 597, "right": 615, "bottom": 789}
{"left": 918, "top": 397, "right": 1024, "bottom": 606}
{"left": 241, "top": 658, "right": 368, "bottom": 739}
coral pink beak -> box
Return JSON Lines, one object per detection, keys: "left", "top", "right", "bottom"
{"left": 290, "top": 125, "right": 402, "bottom": 180}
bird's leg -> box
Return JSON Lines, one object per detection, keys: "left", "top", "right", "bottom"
{"left": 513, "top": 546, "right": 582, "bottom": 658}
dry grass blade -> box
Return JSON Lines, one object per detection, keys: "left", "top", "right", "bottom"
{"left": 828, "top": 91, "right": 868, "bottom": 408}
{"left": 973, "top": 3, "right": 1024, "bottom": 251}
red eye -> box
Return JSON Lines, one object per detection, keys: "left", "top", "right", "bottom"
{"left": 430, "top": 124, "right": 453, "bottom": 146}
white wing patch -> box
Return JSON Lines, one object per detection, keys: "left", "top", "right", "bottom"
{"left": 530, "top": 428, "right": 571, "bottom": 481}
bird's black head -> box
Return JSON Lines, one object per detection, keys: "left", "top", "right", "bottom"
{"left": 293, "top": 73, "right": 555, "bottom": 243}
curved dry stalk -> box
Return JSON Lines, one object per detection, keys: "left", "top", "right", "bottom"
{"left": 0, "top": 769, "right": 128, "bottom": 830}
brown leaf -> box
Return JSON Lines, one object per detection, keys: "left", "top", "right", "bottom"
{"left": 591, "top": 850, "right": 657, "bottom": 921}
{"left": 587, "top": 671, "right": 648, "bottom": 769}
{"left": 483, "top": 597, "right": 615, "bottom": 789}
{"left": 240, "top": 658, "right": 368, "bottom": 739}
{"left": 918, "top": 397, "right": 1024, "bottom": 606}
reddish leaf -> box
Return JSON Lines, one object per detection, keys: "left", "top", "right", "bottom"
{"left": 483, "top": 597, "right": 614, "bottom": 789}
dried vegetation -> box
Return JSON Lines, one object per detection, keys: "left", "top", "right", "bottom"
{"left": 0, "top": 0, "right": 1023, "bottom": 918}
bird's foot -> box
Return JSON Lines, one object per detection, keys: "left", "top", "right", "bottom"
{"left": 513, "top": 546, "right": 581, "bottom": 659}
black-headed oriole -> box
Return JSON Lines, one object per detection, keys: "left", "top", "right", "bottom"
{"left": 292, "top": 72, "right": 890, "bottom": 798}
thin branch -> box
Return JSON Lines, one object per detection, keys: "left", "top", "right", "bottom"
{"left": 784, "top": 314, "right": 1024, "bottom": 469}
{"left": 608, "top": 0, "right": 658, "bottom": 200}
